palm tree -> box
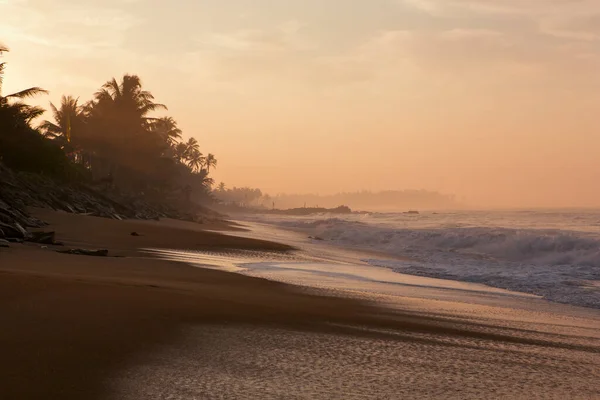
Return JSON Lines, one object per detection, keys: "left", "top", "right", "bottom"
{"left": 183, "top": 137, "right": 205, "bottom": 171}
{"left": 187, "top": 148, "right": 204, "bottom": 172}
{"left": 204, "top": 153, "right": 217, "bottom": 173}
{"left": 84, "top": 74, "right": 167, "bottom": 182}
{"left": 151, "top": 116, "right": 181, "bottom": 146}
{"left": 39, "top": 95, "right": 83, "bottom": 142}
{"left": 217, "top": 182, "right": 226, "bottom": 192}
{"left": 86, "top": 74, "right": 167, "bottom": 148}
{"left": 0, "top": 44, "right": 47, "bottom": 124}
{"left": 94, "top": 75, "right": 166, "bottom": 118}
{"left": 0, "top": 43, "right": 7, "bottom": 94}
{"left": 185, "top": 137, "right": 200, "bottom": 155}
{"left": 174, "top": 142, "right": 188, "bottom": 163}
{"left": 195, "top": 168, "right": 214, "bottom": 188}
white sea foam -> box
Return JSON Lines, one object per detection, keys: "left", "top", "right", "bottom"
{"left": 247, "top": 211, "right": 600, "bottom": 308}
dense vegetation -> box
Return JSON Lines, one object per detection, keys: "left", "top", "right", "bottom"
{"left": 0, "top": 45, "right": 216, "bottom": 202}
{"left": 214, "top": 185, "right": 270, "bottom": 207}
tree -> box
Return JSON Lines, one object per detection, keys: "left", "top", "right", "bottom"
{"left": 184, "top": 137, "right": 200, "bottom": 155}
{"left": 0, "top": 57, "right": 218, "bottom": 198}
{"left": 0, "top": 44, "right": 72, "bottom": 176}
{"left": 217, "top": 182, "right": 226, "bottom": 192}
{"left": 174, "top": 142, "right": 188, "bottom": 163}
{"left": 187, "top": 149, "right": 204, "bottom": 172}
{"left": 39, "top": 95, "right": 84, "bottom": 144}
{"left": 204, "top": 153, "right": 217, "bottom": 173}
{"left": 194, "top": 168, "right": 214, "bottom": 188}
{"left": 83, "top": 74, "right": 168, "bottom": 185}
{"left": 0, "top": 44, "right": 47, "bottom": 124}
{"left": 183, "top": 137, "right": 205, "bottom": 171}
{"left": 151, "top": 116, "right": 182, "bottom": 147}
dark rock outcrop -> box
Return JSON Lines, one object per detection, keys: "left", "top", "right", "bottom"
{"left": 0, "top": 163, "right": 222, "bottom": 246}
{"left": 269, "top": 205, "right": 352, "bottom": 216}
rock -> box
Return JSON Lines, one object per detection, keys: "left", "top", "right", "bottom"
{"left": 27, "top": 231, "right": 56, "bottom": 245}
{"left": 0, "top": 162, "right": 223, "bottom": 231}
{"left": 130, "top": 232, "right": 141, "bottom": 236}
{"left": 57, "top": 249, "right": 109, "bottom": 257}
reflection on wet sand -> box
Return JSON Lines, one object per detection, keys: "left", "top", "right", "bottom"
{"left": 122, "top": 236, "right": 600, "bottom": 400}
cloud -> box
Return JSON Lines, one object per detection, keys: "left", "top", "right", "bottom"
{"left": 540, "top": 13, "right": 600, "bottom": 40}
{"left": 357, "top": 28, "right": 514, "bottom": 67}
{"left": 0, "top": 0, "right": 141, "bottom": 56}
{"left": 196, "top": 20, "right": 313, "bottom": 54}
{"left": 190, "top": 22, "right": 335, "bottom": 84}
{"left": 403, "top": 0, "right": 596, "bottom": 16}
{"left": 402, "top": 0, "right": 600, "bottom": 41}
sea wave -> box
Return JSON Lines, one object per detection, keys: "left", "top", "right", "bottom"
{"left": 271, "top": 216, "right": 600, "bottom": 308}
{"left": 281, "top": 218, "right": 600, "bottom": 266}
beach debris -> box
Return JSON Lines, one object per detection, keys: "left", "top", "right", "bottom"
{"left": 26, "top": 231, "right": 57, "bottom": 245}
{"left": 309, "top": 236, "right": 325, "bottom": 241}
{"left": 0, "top": 221, "right": 28, "bottom": 239}
{"left": 57, "top": 248, "right": 109, "bottom": 257}
{"left": 0, "top": 239, "right": 9, "bottom": 248}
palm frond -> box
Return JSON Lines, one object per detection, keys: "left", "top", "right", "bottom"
{"left": 0, "top": 62, "right": 5, "bottom": 91}
{"left": 139, "top": 102, "right": 167, "bottom": 115}
{"left": 8, "top": 102, "right": 45, "bottom": 122}
{"left": 23, "top": 105, "right": 45, "bottom": 121}
{"left": 137, "top": 90, "right": 155, "bottom": 101}
{"left": 5, "top": 87, "right": 49, "bottom": 99}
{"left": 39, "top": 120, "right": 61, "bottom": 133}
{"left": 48, "top": 101, "right": 60, "bottom": 122}
{"left": 102, "top": 77, "right": 121, "bottom": 97}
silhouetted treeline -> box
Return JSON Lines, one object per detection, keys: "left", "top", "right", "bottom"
{"left": 0, "top": 45, "right": 216, "bottom": 201}
{"left": 213, "top": 184, "right": 268, "bottom": 207}
{"left": 213, "top": 184, "right": 460, "bottom": 211}
{"left": 270, "top": 190, "right": 460, "bottom": 211}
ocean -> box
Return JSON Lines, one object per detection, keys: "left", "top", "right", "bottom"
{"left": 244, "top": 210, "right": 600, "bottom": 309}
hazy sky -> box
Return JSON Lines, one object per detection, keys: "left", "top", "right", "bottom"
{"left": 2, "top": 0, "right": 600, "bottom": 207}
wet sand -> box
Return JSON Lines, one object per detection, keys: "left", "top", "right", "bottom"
{"left": 1, "top": 210, "right": 599, "bottom": 399}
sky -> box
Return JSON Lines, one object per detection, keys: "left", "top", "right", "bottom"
{"left": 2, "top": 0, "right": 600, "bottom": 208}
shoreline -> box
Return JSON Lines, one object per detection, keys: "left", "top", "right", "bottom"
{"left": 235, "top": 214, "right": 600, "bottom": 310}
{"left": 1, "top": 210, "right": 599, "bottom": 399}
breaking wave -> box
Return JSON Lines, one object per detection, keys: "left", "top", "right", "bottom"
{"left": 272, "top": 216, "right": 600, "bottom": 308}
{"left": 281, "top": 218, "right": 600, "bottom": 266}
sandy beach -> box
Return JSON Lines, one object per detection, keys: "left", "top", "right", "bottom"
{"left": 1, "top": 210, "right": 599, "bottom": 399}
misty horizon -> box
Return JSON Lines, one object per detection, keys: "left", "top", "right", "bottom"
{"left": 214, "top": 186, "right": 600, "bottom": 212}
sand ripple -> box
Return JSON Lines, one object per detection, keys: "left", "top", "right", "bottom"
{"left": 112, "top": 325, "right": 600, "bottom": 399}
